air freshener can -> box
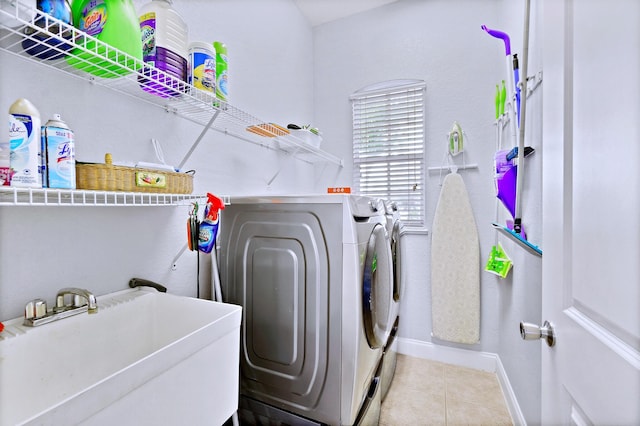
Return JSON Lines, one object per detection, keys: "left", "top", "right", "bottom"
{"left": 9, "top": 98, "right": 42, "bottom": 188}
{"left": 41, "top": 114, "right": 75, "bottom": 189}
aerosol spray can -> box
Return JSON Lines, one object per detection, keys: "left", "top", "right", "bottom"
{"left": 9, "top": 98, "right": 42, "bottom": 188}
{"left": 41, "top": 113, "right": 75, "bottom": 189}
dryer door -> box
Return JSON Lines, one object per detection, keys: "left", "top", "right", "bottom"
{"left": 362, "top": 223, "right": 394, "bottom": 349}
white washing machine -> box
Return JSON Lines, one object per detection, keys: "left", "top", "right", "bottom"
{"left": 218, "top": 194, "right": 393, "bottom": 426}
{"left": 380, "top": 200, "right": 405, "bottom": 401}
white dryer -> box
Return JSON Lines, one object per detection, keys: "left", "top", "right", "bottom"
{"left": 380, "top": 200, "right": 405, "bottom": 401}
{"left": 218, "top": 194, "right": 393, "bottom": 426}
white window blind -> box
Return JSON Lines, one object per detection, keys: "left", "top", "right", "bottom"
{"left": 351, "top": 80, "right": 426, "bottom": 227}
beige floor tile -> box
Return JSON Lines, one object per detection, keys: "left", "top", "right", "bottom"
{"left": 382, "top": 355, "right": 512, "bottom": 426}
{"left": 445, "top": 396, "right": 513, "bottom": 426}
{"left": 391, "top": 354, "right": 446, "bottom": 396}
{"left": 444, "top": 364, "right": 507, "bottom": 411}
{"left": 380, "top": 389, "right": 446, "bottom": 425}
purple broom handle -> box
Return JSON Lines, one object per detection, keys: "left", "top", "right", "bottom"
{"left": 481, "top": 25, "right": 511, "bottom": 56}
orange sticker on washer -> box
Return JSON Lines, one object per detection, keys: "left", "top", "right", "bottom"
{"left": 327, "top": 187, "right": 351, "bottom": 194}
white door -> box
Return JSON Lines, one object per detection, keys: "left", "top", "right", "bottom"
{"left": 541, "top": 0, "right": 640, "bottom": 424}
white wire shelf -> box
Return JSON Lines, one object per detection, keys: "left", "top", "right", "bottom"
{"left": 0, "top": 187, "right": 211, "bottom": 206}
{"left": 0, "top": 1, "right": 343, "bottom": 167}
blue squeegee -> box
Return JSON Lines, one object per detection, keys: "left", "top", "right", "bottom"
{"left": 491, "top": 223, "right": 542, "bottom": 257}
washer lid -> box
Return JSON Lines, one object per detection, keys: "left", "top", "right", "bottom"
{"left": 362, "top": 223, "right": 393, "bottom": 349}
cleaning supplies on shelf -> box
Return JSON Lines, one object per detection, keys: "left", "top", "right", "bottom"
{"left": 213, "top": 41, "right": 228, "bottom": 103}
{"left": 22, "top": 0, "right": 74, "bottom": 60}
{"left": 41, "top": 114, "right": 75, "bottom": 189}
{"left": 66, "top": 0, "right": 143, "bottom": 78}
{"left": 197, "top": 193, "right": 225, "bottom": 253}
{"left": 9, "top": 98, "right": 42, "bottom": 188}
{"left": 188, "top": 41, "right": 216, "bottom": 95}
{"left": 138, "top": 0, "right": 189, "bottom": 97}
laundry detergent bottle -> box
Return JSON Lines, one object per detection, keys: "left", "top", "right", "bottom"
{"left": 66, "top": 0, "right": 143, "bottom": 78}
{"left": 138, "top": 0, "right": 188, "bottom": 97}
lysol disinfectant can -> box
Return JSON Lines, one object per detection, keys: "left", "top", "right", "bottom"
{"left": 9, "top": 98, "right": 42, "bottom": 188}
{"left": 41, "top": 114, "right": 75, "bottom": 189}
{"left": 188, "top": 41, "right": 216, "bottom": 95}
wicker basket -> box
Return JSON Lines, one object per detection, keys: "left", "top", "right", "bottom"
{"left": 76, "top": 153, "right": 193, "bottom": 194}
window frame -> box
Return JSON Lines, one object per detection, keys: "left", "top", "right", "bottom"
{"left": 351, "top": 79, "right": 427, "bottom": 229}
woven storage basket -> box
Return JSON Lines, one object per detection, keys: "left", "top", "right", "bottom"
{"left": 76, "top": 153, "right": 193, "bottom": 194}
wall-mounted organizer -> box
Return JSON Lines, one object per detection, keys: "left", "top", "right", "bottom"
{"left": 0, "top": 1, "right": 343, "bottom": 175}
{"left": 483, "top": 0, "right": 541, "bottom": 257}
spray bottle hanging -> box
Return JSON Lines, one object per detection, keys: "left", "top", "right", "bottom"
{"left": 187, "top": 194, "right": 225, "bottom": 254}
{"left": 198, "top": 193, "right": 225, "bottom": 253}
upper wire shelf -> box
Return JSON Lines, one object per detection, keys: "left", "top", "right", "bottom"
{"left": 0, "top": 1, "right": 342, "bottom": 166}
{"left": 0, "top": 186, "right": 212, "bottom": 206}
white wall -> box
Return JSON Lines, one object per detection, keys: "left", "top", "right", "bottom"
{"left": 312, "top": 0, "right": 543, "bottom": 423}
{"left": 0, "top": 0, "right": 319, "bottom": 319}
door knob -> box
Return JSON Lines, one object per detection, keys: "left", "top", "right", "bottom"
{"left": 520, "top": 320, "right": 555, "bottom": 347}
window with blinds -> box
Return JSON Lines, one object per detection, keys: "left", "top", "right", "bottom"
{"left": 351, "top": 80, "right": 426, "bottom": 227}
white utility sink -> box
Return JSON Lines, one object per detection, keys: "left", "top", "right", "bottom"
{"left": 0, "top": 288, "right": 242, "bottom": 426}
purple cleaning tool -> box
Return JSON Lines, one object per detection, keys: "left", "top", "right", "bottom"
{"left": 496, "top": 165, "right": 517, "bottom": 219}
{"left": 481, "top": 25, "right": 511, "bottom": 55}
{"left": 482, "top": 24, "right": 520, "bottom": 126}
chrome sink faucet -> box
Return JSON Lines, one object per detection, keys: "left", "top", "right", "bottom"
{"left": 56, "top": 287, "right": 98, "bottom": 313}
{"left": 24, "top": 287, "right": 98, "bottom": 327}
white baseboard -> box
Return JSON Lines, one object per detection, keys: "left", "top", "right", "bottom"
{"left": 396, "top": 337, "right": 527, "bottom": 426}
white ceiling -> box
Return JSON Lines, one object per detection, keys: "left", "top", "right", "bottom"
{"left": 293, "top": 0, "right": 399, "bottom": 27}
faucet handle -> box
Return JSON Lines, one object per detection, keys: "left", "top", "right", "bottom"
{"left": 25, "top": 299, "right": 48, "bottom": 320}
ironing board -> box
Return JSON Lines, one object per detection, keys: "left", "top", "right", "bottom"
{"left": 430, "top": 172, "right": 480, "bottom": 344}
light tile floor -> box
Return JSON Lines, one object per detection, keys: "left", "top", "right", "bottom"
{"left": 380, "top": 354, "right": 513, "bottom": 426}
